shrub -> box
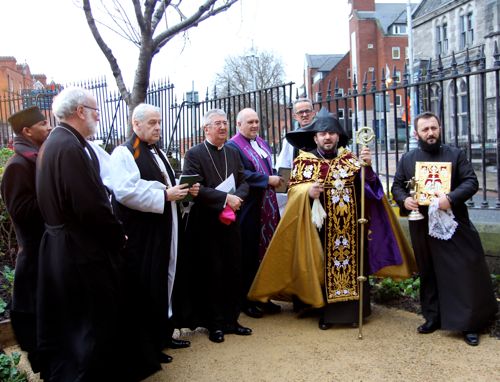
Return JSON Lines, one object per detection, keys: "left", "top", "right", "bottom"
{"left": 0, "top": 351, "right": 28, "bottom": 382}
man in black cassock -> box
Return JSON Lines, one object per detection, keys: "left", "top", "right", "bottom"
{"left": 180, "top": 108, "right": 252, "bottom": 343}
{"left": 110, "top": 103, "right": 199, "bottom": 363}
{"left": 1, "top": 106, "right": 51, "bottom": 373}
{"left": 36, "top": 87, "right": 160, "bottom": 381}
{"left": 392, "top": 111, "right": 497, "bottom": 346}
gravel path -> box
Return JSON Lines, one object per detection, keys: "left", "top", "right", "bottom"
{"left": 11, "top": 303, "right": 500, "bottom": 381}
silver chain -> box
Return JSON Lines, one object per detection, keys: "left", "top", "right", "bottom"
{"left": 204, "top": 141, "right": 228, "bottom": 183}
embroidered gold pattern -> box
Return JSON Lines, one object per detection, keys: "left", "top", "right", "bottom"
{"left": 290, "top": 149, "right": 362, "bottom": 303}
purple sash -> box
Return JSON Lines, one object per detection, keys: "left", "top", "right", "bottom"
{"left": 231, "top": 133, "right": 280, "bottom": 259}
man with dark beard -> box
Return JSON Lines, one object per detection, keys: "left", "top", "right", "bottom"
{"left": 391, "top": 111, "right": 497, "bottom": 346}
{"left": 1, "top": 106, "right": 51, "bottom": 373}
{"left": 249, "top": 108, "right": 413, "bottom": 329}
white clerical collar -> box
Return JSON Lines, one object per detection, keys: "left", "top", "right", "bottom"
{"left": 250, "top": 138, "right": 268, "bottom": 158}
{"left": 206, "top": 138, "right": 224, "bottom": 150}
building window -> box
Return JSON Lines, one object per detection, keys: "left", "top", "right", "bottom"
{"left": 392, "top": 24, "right": 407, "bottom": 35}
{"left": 460, "top": 11, "right": 474, "bottom": 49}
{"left": 368, "top": 67, "right": 375, "bottom": 72}
{"left": 313, "top": 72, "right": 323, "bottom": 84}
{"left": 337, "top": 88, "right": 345, "bottom": 96}
{"left": 338, "top": 109, "right": 345, "bottom": 119}
{"left": 395, "top": 95, "right": 402, "bottom": 107}
{"left": 435, "top": 21, "right": 449, "bottom": 56}
{"left": 395, "top": 70, "right": 402, "bottom": 83}
{"left": 367, "top": 43, "right": 374, "bottom": 49}
{"left": 347, "top": 68, "right": 351, "bottom": 79}
{"left": 449, "top": 80, "right": 469, "bottom": 140}
{"left": 405, "top": 47, "right": 409, "bottom": 59}
{"left": 392, "top": 47, "right": 401, "bottom": 59}
{"left": 442, "top": 23, "right": 448, "bottom": 53}
{"left": 315, "top": 92, "right": 321, "bottom": 102}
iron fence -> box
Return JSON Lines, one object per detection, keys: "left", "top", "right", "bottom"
{"left": 0, "top": 44, "right": 498, "bottom": 208}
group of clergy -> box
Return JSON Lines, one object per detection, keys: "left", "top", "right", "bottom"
{"left": 2, "top": 89, "right": 497, "bottom": 381}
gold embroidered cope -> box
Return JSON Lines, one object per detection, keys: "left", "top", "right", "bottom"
{"left": 290, "top": 148, "right": 363, "bottom": 303}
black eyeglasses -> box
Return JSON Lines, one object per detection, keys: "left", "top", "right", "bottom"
{"left": 82, "top": 105, "right": 100, "bottom": 114}
{"left": 295, "top": 109, "right": 313, "bottom": 116}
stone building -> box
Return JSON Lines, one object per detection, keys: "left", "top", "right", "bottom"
{"left": 412, "top": 0, "right": 500, "bottom": 146}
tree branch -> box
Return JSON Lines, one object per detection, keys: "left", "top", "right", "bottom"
{"left": 82, "top": 0, "right": 130, "bottom": 103}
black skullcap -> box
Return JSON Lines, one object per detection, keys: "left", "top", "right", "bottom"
{"left": 286, "top": 107, "right": 349, "bottom": 151}
{"left": 8, "top": 106, "right": 46, "bottom": 135}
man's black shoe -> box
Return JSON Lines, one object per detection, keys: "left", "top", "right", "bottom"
{"left": 417, "top": 321, "right": 440, "bottom": 334}
{"left": 209, "top": 330, "right": 225, "bottom": 343}
{"left": 318, "top": 318, "right": 333, "bottom": 330}
{"left": 463, "top": 332, "right": 479, "bottom": 346}
{"left": 226, "top": 323, "right": 252, "bottom": 336}
{"left": 243, "top": 305, "right": 264, "bottom": 319}
{"left": 168, "top": 338, "right": 191, "bottom": 349}
{"left": 158, "top": 352, "right": 173, "bottom": 363}
{"left": 259, "top": 301, "right": 282, "bottom": 314}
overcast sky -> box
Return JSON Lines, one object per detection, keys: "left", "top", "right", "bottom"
{"left": 2, "top": 0, "right": 412, "bottom": 98}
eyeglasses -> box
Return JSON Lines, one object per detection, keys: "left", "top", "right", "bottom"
{"left": 82, "top": 105, "right": 100, "bottom": 114}
{"left": 209, "top": 120, "right": 228, "bottom": 128}
{"left": 295, "top": 109, "right": 313, "bottom": 116}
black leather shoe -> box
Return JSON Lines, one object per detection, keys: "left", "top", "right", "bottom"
{"left": 226, "top": 323, "right": 252, "bottom": 336}
{"left": 158, "top": 352, "right": 173, "bottom": 363}
{"left": 259, "top": 301, "right": 282, "bottom": 314}
{"left": 168, "top": 338, "right": 191, "bottom": 349}
{"left": 209, "top": 330, "right": 225, "bottom": 343}
{"left": 243, "top": 305, "right": 264, "bottom": 319}
{"left": 463, "top": 332, "right": 479, "bottom": 346}
{"left": 417, "top": 321, "right": 440, "bottom": 334}
{"left": 318, "top": 318, "right": 333, "bottom": 330}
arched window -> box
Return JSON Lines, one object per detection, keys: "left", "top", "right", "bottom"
{"left": 459, "top": 7, "right": 474, "bottom": 49}
{"left": 449, "top": 80, "right": 468, "bottom": 142}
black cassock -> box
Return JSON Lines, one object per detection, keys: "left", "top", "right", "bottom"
{"left": 391, "top": 144, "right": 497, "bottom": 331}
{"left": 36, "top": 124, "right": 158, "bottom": 381}
{"left": 1, "top": 137, "right": 44, "bottom": 372}
{"left": 112, "top": 135, "right": 177, "bottom": 352}
{"left": 177, "top": 141, "right": 249, "bottom": 331}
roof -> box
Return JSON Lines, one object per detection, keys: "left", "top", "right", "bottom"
{"left": 305, "top": 54, "right": 345, "bottom": 72}
{"left": 357, "top": 2, "right": 417, "bottom": 34}
{"left": 413, "top": 0, "right": 453, "bottom": 19}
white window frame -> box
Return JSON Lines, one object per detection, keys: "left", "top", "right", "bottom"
{"left": 392, "top": 47, "right": 401, "bottom": 60}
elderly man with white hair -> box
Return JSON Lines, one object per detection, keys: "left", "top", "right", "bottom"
{"left": 36, "top": 88, "right": 160, "bottom": 381}
{"left": 110, "top": 103, "right": 199, "bottom": 364}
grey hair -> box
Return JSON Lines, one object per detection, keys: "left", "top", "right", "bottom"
{"left": 52, "top": 87, "right": 94, "bottom": 120}
{"left": 292, "top": 97, "right": 313, "bottom": 113}
{"left": 202, "top": 109, "right": 227, "bottom": 127}
{"left": 132, "top": 103, "right": 161, "bottom": 122}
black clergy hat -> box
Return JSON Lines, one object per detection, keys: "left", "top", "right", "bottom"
{"left": 8, "top": 106, "right": 46, "bottom": 135}
{"left": 286, "top": 107, "right": 349, "bottom": 151}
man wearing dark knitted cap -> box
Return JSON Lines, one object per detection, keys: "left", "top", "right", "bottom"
{"left": 1, "top": 106, "right": 51, "bottom": 373}
{"left": 249, "top": 108, "right": 415, "bottom": 330}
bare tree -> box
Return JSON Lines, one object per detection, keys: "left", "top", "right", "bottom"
{"left": 82, "top": 0, "right": 239, "bottom": 117}
{"left": 214, "top": 49, "right": 285, "bottom": 96}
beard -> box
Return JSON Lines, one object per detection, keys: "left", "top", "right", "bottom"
{"left": 418, "top": 136, "right": 441, "bottom": 153}
{"left": 85, "top": 113, "right": 98, "bottom": 137}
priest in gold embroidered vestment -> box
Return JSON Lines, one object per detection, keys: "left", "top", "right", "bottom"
{"left": 248, "top": 109, "right": 415, "bottom": 329}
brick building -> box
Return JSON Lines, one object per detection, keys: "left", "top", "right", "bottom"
{"left": 305, "top": 0, "right": 414, "bottom": 142}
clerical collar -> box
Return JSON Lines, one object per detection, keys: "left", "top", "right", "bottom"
{"left": 205, "top": 139, "right": 224, "bottom": 150}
